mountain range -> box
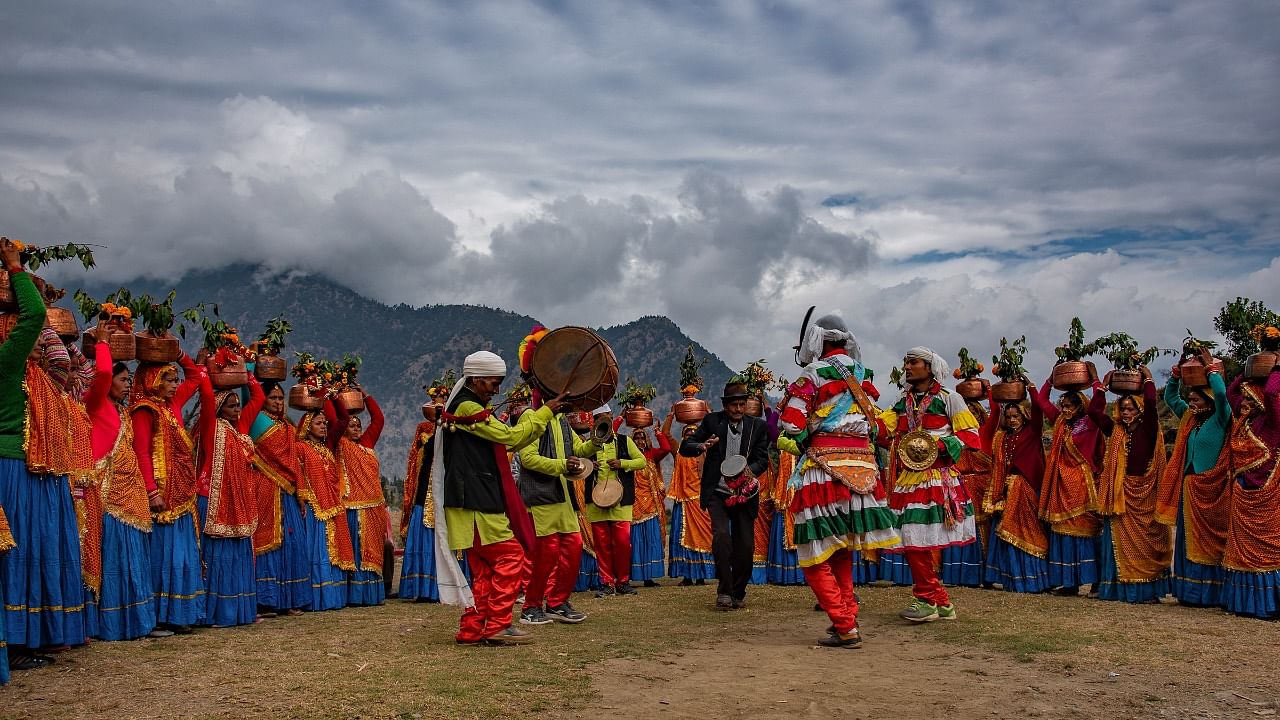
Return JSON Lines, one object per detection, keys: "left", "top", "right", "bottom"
{"left": 76, "top": 265, "right": 736, "bottom": 477}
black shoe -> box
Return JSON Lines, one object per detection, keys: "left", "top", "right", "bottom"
{"left": 172, "top": 624, "right": 194, "bottom": 635}
{"left": 616, "top": 583, "right": 637, "bottom": 596}
{"left": 818, "top": 629, "right": 863, "bottom": 649}
{"left": 814, "top": 603, "right": 824, "bottom": 611}
{"left": 595, "top": 586, "right": 616, "bottom": 599}
{"left": 679, "top": 577, "right": 694, "bottom": 586}
{"left": 644, "top": 579, "right": 659, "bottom": 588}
{"left": 695, "top": 579, "right": 706, "bottom": 586}
{"left": 732, "top": 598, "right": 746, "bottom": 609}
{"left": 715, "top": 594, "right": 734, "bottom": 610}
{"left": 519, "top": 607, "right": 553, "bottom": 625}
{"left": 546, "top": 603, "right": 587, "bottom": 624}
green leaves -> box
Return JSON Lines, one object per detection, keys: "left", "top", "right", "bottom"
{"left": 19, "top": 243, "right": 97, "bottom": 272}
{"left": 616, "top": 378, "right": 658, "bottom": 406}
{"left": 991, "top": 335, "right": 1028, "bottom": 382}
{"left": 258, "top": 316, "right": 293, "bottom": 354}
{"left": 1093, "top": 332, "right": 1173, "bottom": 370}
{"left": 678, "top": 343, "right": 708, "bottom": 391}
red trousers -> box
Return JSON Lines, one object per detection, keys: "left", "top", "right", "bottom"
{"left": 802, "top": 548, "right": 859, "bottom": 635}
{"left": 906, "top": 548, "right": 950, "bottom": 605}
{"left": 591, "top": 520, "right": 632, "bottom": 586}
{"left": 525, "top": 531, "right": 584, "bottom": 609}
{"left": 456, "top": 534, "right": 526, "bottom": 643}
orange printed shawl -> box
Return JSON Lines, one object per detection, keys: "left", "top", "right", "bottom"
{"left": 989, "top": 429, "right": 1048, "bottom": 558}
{"left": 1154, "top": 412, "right": 1232, "bottom": 566}
{"left": 252, "top": 419, "right": 303, "bottom": 555}
{"left": 400, "top": 421, "right": 435, "bottom": 538}
{"left": 339, "top": 438, "right": 387, "bottom": 574}
{"left": 633, "top": 458, "right": 667, "bottom": 524}
{"left": 23, "top": 360, "right": 94, "bottom": 476}
{"left": 1039, "top": 420, "right": 1102, "bottom": 537}
{"left": 670, "top": 454, "right": 713, "bottom": 553}
{"left": 1222, "top": 417, "right": 1280, "bottom": 572}
{"left": 203, "top": 419, "right": 258, "bottom": 538}
{"left": 296, "top": 438, "right": 356, "bottom": 572}
{"left": 1096, "top": 419, "right": 1172, "bottom": 581}
{"left": 78, "top": 415, "right": 152, "bottom": 593}
{"left": 130, "top": 399, "right": 197, "bottom": 524}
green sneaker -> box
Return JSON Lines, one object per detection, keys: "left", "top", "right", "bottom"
{"left": 937, "top": 603, "right": 958, "bottom": 621}
{"left": 899, "top": 599, "right": 939, "bottom": 623}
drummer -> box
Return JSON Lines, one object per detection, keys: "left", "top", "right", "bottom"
{"left": 515, "top": 403, "right": 589, "bottom": 625}
{"left": 575, "top": 405, "right": 647, "bottom": 598}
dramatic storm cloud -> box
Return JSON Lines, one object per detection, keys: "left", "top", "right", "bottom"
{"left": 1, "top": 0, "right": 1276, "bottom": 381}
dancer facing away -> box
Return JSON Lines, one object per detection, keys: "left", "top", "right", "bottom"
{"left": 778, "top": 313, "right": 899, "bottom": 647}
{"left": 876, "top": 347, "right": 979, "bottom": 623}
{"left": 680, "top": 379, "right": 771, "bottom": 610}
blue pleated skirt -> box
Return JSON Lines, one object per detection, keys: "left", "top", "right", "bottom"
{"left": 256, "top": 490, "right": 312, "bottom": 612}
{"left": 940, "top": 538, "right": 985, "bottom": 587}
{"left": 575, "top": 550, "right": 599, "bottom": 592}
{"left": 766, "top": 513, "right": 805, "bottom": 585}
{"left": 629, "top": 515, "right": 666, "bottom": 581}
{"left": 1224, "top": 568, "right": 1280, "bottom": 619}
{"left": 878, "top": 551, "right": 913, "bottom": 586}
{"left": 398, "top": 505, "right": 439, "bottom": 601}
{"left": 198, "top": 497, "right": 257, "bottom": 627}
{"left": 1046, "top": 529, "right": 1100, "bottom": 588}
{"left": 1096, "top": 522, "right": 1170, "bottom": 603}
{"left": 302, "top": 506, "right": 348, "bottom": 611}
{"left": 149, "top": 511, "right": 205, "bottom": 627}
{"left": 984, "top": 518, "right": 1050, "bottom": 593}
{"left": 667, "top": 503, "right": 715, "bottom": 581}
{"left": 0, "top": 459, "right": 85, "bottom": 649}
{"left": 346, "top": 509, "right": 386, "bottom": 606}
{"left": 1172, "top": 501, "right": 1226, "bottom": 607}
{"left": 93, "top": 515, "right": 156, "bottom": 640}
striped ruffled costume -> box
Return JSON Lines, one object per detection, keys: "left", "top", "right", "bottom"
{"left": 779, "top": 349, "right": 899, "bottom": 638}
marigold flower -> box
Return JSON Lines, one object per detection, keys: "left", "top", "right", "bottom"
{"left": 11, "top": 240, "right": 26, "bottom": 252}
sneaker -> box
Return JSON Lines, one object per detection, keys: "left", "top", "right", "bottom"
{"left": 484, "top": 626, "right": 534, "bottom": 645}
{"left": 715, "top": 594, "right": 734, "bottom": 610}
{"left": 546, "top": 603, "right": 587, "bottom": 624}
{"left": 595, "top": 585, "right": 616, "bottom": 599}
{"left": 899, "top": 599, "right": 940, "bottom": 623}
{"left": 519, "top": 607, "right": 553, "bottom": 625}
{"left": 615, "top": 583, "right": 637, "bottom": 596}
{"left": 937, "top": 603, "right": 958, "bottom": 621}
{"left": 147, "top": 628, "right": 175, "bottom": 638}
{"left": 818, "top": 628, "right": 863, "bottom": 649}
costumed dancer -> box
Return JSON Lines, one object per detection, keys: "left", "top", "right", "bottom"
{"left": 876, "top": 347, "right": 979, "bottom": 623}
{"left": 1221, "top": 368, "right": 1280, "bottom": 618}
{"left": 82, "top": 329, "right": 157, "bottom": 639}
{"left": 0, "top": 238, "right": 86, "bottom": 669}
{"left": 245, "top": 377, "right": 312, "bottom": 615}
{"left": 194, "top": 371, "right": 262, "bottom": 626}
{"left": 328, "top": 392, "right": 390, "bottom": 607}
{"left": 296, "top": 404, "right": 354, "bottom": 611}
{"left": 579, "top": 405, "right": 647, "bottom": 598}
{"left": 432, "top": 351, "right": 567, "bottom": 645}
{"left": 1032, "top": 367, "right": 1107, "bottom": 596}
{"left": 779, "top": 313, "right": 900, "bottom": 646}
{"left": 629, "top": 415, "right": 673, "bottom": 587}
{"left": 515, "top": 402, "right": 588, "bottom": 624}
{"left": 668, "top": 422, "right": 714, "bottom": 584}
{"left": 1095, "top": 367, "right": 1171, "bottom": 603}
{"left": 399, "top": 404, "right": 440, "bottom": 602}
{"left": 940, "top": 397, "right": 991, "bottom": 588}
{"left": 131, "top": 353, "right": 206, "bottom": 632}
{"left": 1157, "top": 351, "right": 1231, "bottom": 607}
{"left": 981, "top": 386, "right": 1051, "bottom": 593}
{"left": 680, "top": 379, "right": 771, "bottom": 610}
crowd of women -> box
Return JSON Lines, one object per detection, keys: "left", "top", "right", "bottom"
{"left": 0, "top": 238, "right": 393, "bottom": 682}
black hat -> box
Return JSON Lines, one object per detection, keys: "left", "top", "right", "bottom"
{"left": 721, "top": 380, "right": 749, "bottom": 402}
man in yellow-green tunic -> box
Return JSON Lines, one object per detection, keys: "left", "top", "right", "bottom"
{"left": 578, "top": 405, "right": 647, "bottom": 598}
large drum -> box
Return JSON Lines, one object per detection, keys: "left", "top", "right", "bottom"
{"left": 528, "top": 326, "right": 619, "bottom": 413}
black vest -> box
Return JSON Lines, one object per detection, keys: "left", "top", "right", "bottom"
{"left": 412, "top": 433, "right": 435, "bottom": 508}
{"left": 442, "top": 386, "right": 506, "bottom": 513}
{"left": 587, "top": 435, "right": 636, "bottom": 507}
{"left": 518, "top": 415, "right": 575, "bottom": 508}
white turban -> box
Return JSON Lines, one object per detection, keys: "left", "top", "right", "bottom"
{"left": 798, "top": 313, "right": 862, "bottom": 365}
{"left": 462, "top": 350, "right": 506, "bottom": 378}
{"left": 905, "top": 346, "right": 950, "bottom": 385}
{"left": 592, "top": 403, "right": 611, "bottom": 416}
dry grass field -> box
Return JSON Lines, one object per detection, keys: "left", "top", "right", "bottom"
{"left": 3, "top": 576, "right": 1277, "bottom": 720}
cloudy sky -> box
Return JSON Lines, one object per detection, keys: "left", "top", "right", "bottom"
{"left": 2, "top": 0, "right": 1277, "bottom": 386}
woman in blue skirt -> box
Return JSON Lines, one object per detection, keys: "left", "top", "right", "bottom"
{"left": 296, "top": 408, "right": 352, "bottom": 611}
{"left": 399, "top": 414, "right": 440, "bottom": 601}
{"left": 983, "top": 399, "right": 1051, "bottom": 593}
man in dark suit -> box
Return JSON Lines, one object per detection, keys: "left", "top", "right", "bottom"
{"left": 679, "top": 379, "right": 770, "bottom": 609}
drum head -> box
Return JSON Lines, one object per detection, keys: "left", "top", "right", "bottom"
{"left": 720, "top": 454, "right": 748, "bottom": 478}
{"left": 592, "top": 477, "right": 623, "bottom": 508}
{"left": 530, "top": 326, "right": 619, "bottom": 411}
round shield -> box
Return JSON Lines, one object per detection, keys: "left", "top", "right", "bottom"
{"left": 897, "top": 429, "right": 939, "bottom": 471}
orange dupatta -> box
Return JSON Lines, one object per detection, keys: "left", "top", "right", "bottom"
{"left": 633, "top": 458, "right": 667, "bottom": 524}
{"left": 203, "top": 419, "right": 258, "bottom": 538}
{"left": 296, "top": 437, "right": 356, "bottom": 572}
{"left": 130, "top": 399, "right": 198, "bottom": 524}
{"left": 400, "top": 421, "right": 435, "bottom": 538}
{"left": 1155, "top": 412, "right": 1232, "bottom": 566}
{"left": 252, "top": 419, "right": 303, "bottom": 555}
{"left": 339, "top": 438, "right": 387, "bottom": 574}
{"left": 1222, "top": 416, "right": 1280, "bottom": 572}
{"left": 1095, "top": 414, "right": 1171, "bottom": 581}
{"left": 988, "top": 428, "right": 1048, "bottom": 558}
{"left": 23, "top": 360, "right": 94, "bottom": 476}
{"left": 670, "top": 454, "right": 713, "bottom": 553}
{"left": 1038, "top": 420, "right": 1102, "bottom": 537}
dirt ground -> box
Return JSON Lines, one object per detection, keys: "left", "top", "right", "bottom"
{"left": 2, "top": 580, "right": 1277, "bottom": 720}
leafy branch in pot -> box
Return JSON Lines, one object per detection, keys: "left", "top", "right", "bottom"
{"left": 1093, "top": 332, "right": 1172, "bottom": 370}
